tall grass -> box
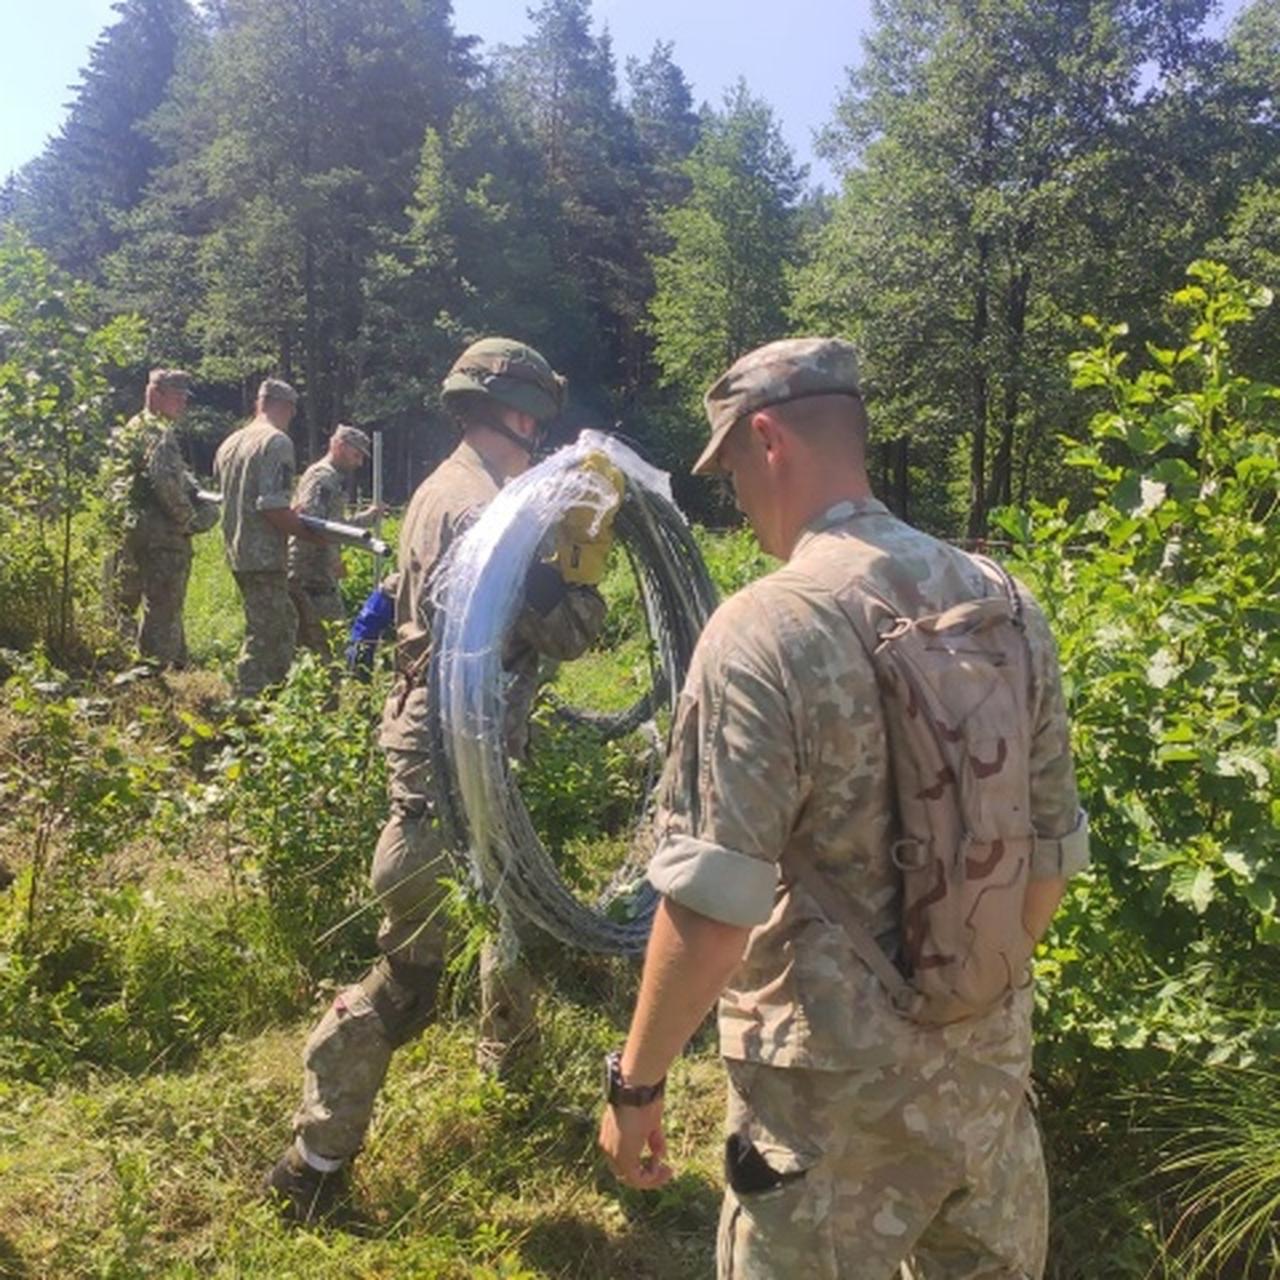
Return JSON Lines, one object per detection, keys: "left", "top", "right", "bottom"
{"left": 1150, "top": 1066, "right": 1280, "bottom": 1277}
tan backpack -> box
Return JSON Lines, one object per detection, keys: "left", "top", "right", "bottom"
{"left": 792, "top": 552, "right": 1039, "bottom": 1026}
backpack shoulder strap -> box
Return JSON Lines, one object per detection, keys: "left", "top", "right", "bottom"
{"left": 789, "top": 857, "right": 921, "bottom": 1015}
{"left": 778, "top": 560, "right": 922, "bottom": 1013}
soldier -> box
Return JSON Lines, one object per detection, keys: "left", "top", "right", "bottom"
{"left": 287, "top": 424, "right": 382, "bottom": 657}
{"left": 265, "top": 337, "right": 620, "bottom": 1224}
{"left": 213, "top": 378, "right": 321, "bottom": 698}
{"left": 598, "top": 338, "right": 1090, "bottom": 1278}
{"left": 108, "top": 368, "right": 218, "bottom": 666}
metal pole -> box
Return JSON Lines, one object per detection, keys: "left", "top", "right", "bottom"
{"left": 372, "top": 430, "right": 385, "bottom": 583}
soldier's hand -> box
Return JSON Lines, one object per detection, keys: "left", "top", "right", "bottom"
{"left": 598, "top": 1098, "right": 672, "bottom": 1191}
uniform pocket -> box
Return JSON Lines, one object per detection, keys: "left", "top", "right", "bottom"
{"left": 724, "top": 1132, "right": 808, "bottom": 1197}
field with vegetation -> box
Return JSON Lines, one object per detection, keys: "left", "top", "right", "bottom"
{"left": 1, "top": 261, "right": 1278, "bottom": 1279}
{"left": 2, "top": 0, "right": 1279, "bottom": 1275}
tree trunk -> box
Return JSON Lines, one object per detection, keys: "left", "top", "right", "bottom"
{"left": 989, "top": 262, "right": 1030, "bottom": 513}
{"left": 966, "top": 94, "right": 997, "bottom": 541}
{"left": 895, "top": 435, "right": 910, "bottom": 523}
{"left": 967, "top": 236, "right": 990, "bottom": 540}
{"left": 303, "top": 231, "right": 319, "bottom": 462}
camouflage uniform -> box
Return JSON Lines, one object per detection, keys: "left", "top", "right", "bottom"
{"left": 213, "top": 417, "right": 298, "bottom": 696}
{"left": 647, "top": 339, "right": 1089, "bottom": 1279}
{"left": 109, "top": 409, "right": 212, "bottom": 665}
{"left": 287, "top": 457, "right": 364, "bottom": 656}
{"left": 293, "top": 437, "right": 605, "bottom": 1161}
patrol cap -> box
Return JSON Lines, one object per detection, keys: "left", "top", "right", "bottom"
{"left": 441, "top": 337, "right": 566, "bottom": 423}
{"left": 258, "top": 377, "right": 298, "bottom": 405}
{"left": 695, "top": 337, "right": 862, "bottom": 475}
{"left": 147, "top": 368, "right": 193, "bottom": 393}
{"left": 332, "top": 424, "right": 372, "bottom": 456}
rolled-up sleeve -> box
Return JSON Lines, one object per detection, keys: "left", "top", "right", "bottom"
{"left": 1024, "top": 594, "right": 1090, "bottom": 879}
{"left": 649, "top": 599, "right": 799, "bottom": 927}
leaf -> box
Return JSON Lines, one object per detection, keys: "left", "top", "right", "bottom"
{"left": 1135, "top": 478, "right": 1167, "bottom": 516}
{"left": 1240, "top": 878, "right": 1276, "bottom": 916}
{"left": 1214, "top": 751, "right": 1270, "bottom": 789}
{"left": 1191, "top": 867, "right": 1215, "bottom": 915}
{"left": 1146, "top": 649, "right": 1180, "bottom": 689}
{"left": 1169, "top": 863, "right": 1216, "bottom": 914}
{"left": 1221, "top": 849, "right": 1251, "bottom": 879}
{"left": 1257, "top": 916, "right": 1280, "bottom": 946}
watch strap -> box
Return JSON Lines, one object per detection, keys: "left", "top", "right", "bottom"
{"left": 605, "top": 1049, "right": 665, "bottom": 1107}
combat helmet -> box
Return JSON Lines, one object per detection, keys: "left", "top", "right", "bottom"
{"left": 441, "top": 337, "right": 566, "bottom": 423}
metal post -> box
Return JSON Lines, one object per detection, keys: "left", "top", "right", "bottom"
{"left": 372, "top": 430, "right": 385, "bottom": 583}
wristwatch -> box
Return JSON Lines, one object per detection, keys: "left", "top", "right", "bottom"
{"left": 603, "top": 1049, "right": 665, "bottom": 1107}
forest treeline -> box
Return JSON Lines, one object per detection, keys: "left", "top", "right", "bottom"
{"left": 2, "top": 0, "right": 1279, "bottom": 529}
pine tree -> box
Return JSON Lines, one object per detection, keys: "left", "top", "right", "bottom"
{"left": 355, "top": 95, "right": 595, "bottom": 483}
{"left": 494, "top": 0, "right": 650, "bottom": 400}
{"left": 9, "top": 0, "right": 196, "bottom": 278}
{"left": 626, "top": 40, "right": 700, "bottom": 208}
{"left": 107, "top": 0, "right": 475, "bottom": 457}
{"left": 648, "top": 82, "right": 803, "bottom": 438}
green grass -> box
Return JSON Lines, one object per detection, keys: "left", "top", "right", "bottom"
{"left": 184, "top": 526, "right": 397, "bottom": 671}
{"left": 185, "top": 530, "right": 243, "bottom": 670}
{"left": 0, "top": 995, "right": 724, "bottom": 1279}
{"left": 2, "top": 524, "right": 1276, "bottom": 1278}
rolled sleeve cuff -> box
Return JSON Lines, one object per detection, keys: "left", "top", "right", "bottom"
{"left": 1031, "top": 809, "right": 1090, "bottom": 880}
{"left": 255, "top": 493, "right": 291, "bottom": 511}
{"left": 648, "top": 834, "right": 778, "bottom": 928}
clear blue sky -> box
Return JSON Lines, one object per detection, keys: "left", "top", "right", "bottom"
{"left": 0, "top": 0, "right": 860, "bottom": 188}
{"left": 1, "top": 0, "right": 1249, "bottom": 189}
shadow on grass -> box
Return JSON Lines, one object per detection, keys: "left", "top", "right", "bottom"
{"left": 0, "top": 1233, "right": 30, "bottom": 1280}
{"left": 517, "top": 1172, "right": 720, "bottom": 1280}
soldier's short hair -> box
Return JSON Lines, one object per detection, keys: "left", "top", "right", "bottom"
{"left": 148, "top": 368, "right": 194, "bottom": 393}
{"left": 331, "top": 424, "right": 372, "bottom": 456}
{"left": 258, "top": 377, "right": 298, "bottom": 405}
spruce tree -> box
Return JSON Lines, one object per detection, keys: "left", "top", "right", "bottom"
{"left": 10, "top": 0, "right": 196, "bottom": 278}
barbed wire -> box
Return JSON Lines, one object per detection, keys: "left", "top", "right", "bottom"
{"left": 429, "top": 431, "right": 718, "bottom": 954}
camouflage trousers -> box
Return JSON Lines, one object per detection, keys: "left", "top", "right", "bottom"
{"left": 289, "top": 579, "right": 345, "bottom": 658}
{"left": 232, "top": 570, "right": 296, "bottom": 696}
{"left": 114, "top": 537, "right": 192, "bottom": 667}
{"left": 717, "top": 1056, "right": 1047, "bottom": 1280}
{"left": 293, "top": 748, "right": 537, "bottom": 1161}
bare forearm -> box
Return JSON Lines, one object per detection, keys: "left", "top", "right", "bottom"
{"left": 621, "top": 897, "right": 750, "bottom": 1086}
{"left": 1024, "top": 876, "right": 1066, "bottom": 944}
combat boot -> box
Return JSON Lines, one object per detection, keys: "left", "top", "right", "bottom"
{"left": 477, "top": 946, "right": 539, "bottom": 1080}
{"left": 263, "top": 1144, "right": 351, "bottom": 1226}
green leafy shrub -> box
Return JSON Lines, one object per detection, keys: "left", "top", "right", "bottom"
{"left": 0, "top": 231, "right": 145, "bottom": 661}
{"left": 695, "top": 522, "right": 776, "bottom": 596}
{"left": 994, "top": 261, "right": 1280, "bottom": 1065}
{"left": 0, "top": 654, "right": 301, "bottom": 1080}
{"left": 213, "top": 656, "right": 389, "bottom": 974}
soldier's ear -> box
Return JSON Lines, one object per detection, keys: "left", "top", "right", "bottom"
{"left": 750, "top": 410, "right": 785, "bottom": 465}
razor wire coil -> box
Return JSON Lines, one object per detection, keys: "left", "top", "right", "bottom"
{"left": 428, "top": 431, "right": 718, "bottom": 954}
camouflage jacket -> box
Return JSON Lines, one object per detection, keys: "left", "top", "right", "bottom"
{"left": 380, "top": 439, "right": 605, "bottom": 754}
{"left": 647, "top": 498, "right": 1088, "bottom": 1074}
{"left": 108, "top": 410, "right": 199, "bottom": 549}
{"left": 213, "top": 418, "right": 296, "bottom": 573}
{"left": 288, "top": 458, "right": 347, "bottom": 586}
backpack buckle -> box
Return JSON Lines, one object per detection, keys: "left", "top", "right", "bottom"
{"left": 890, "top": 838, "right": 929, "bottom": 871}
